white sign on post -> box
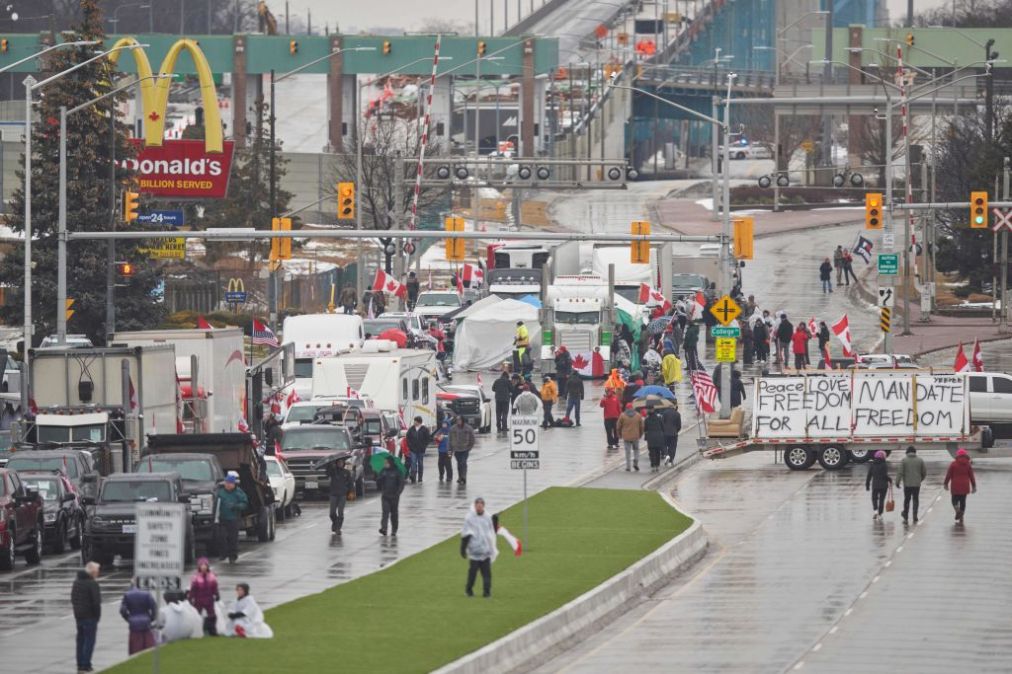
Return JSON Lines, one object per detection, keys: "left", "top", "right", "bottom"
{"left": 878, "top": 287, "right": 895, "bottom": 308}
{"left": 510, "top": 415, "right": 541, "bottom": 469}
{"left": 134, "top": 502, "right": 187, "bottom": 591}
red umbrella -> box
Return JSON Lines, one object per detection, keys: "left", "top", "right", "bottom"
{"left": 378, "top": 328, "right": 407, "bottom": 348}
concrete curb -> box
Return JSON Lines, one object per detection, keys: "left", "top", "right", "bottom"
{"left": 434, "top": 516, "right": 708, "bottom": 674}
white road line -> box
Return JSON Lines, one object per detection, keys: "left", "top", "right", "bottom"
{"left": 812, "top": 643, "right": 822, "bottom": 652}
{"left": 872, "top": 575, "right": 880, "bottom": 583}
{"left": 844, "top": 608, "right": 853, "bottom": 617}
{"left": 829, "top": 626, "right": 838, "bottom": 635}
{"left": 793, "top": 662, "right": 805, "bottom": 670}
{"left": 859, "top": 591, "right": 868, "bottom": 600}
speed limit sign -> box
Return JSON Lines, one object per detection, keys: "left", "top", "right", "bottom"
{"left": 509, "top": 414, "right": 540, "bottom": 469}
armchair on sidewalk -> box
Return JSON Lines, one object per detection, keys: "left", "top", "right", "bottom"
{"left": 707, "top": 407, "right": 746, "bottom": 438}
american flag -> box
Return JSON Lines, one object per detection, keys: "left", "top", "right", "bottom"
{"left": 252, "top": 319, "right": 279, "bottom": 347}
{"left": 690, "top": 370, "right": 717, "bottom": 415}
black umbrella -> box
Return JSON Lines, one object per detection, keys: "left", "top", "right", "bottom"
{"left": 310, "top": 451, "right": 353, "bottom": 471}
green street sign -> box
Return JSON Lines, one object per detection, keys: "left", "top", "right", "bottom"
{"left": 878, "top": 253, "right": 899, "bottom": 276}
{"left": 711, "top": 326, "right": 741, "bottom": 338}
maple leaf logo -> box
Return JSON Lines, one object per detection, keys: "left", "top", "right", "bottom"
{"left": 385, "top": 280, "right": 398, "bottom": 292}
{"left": 148, "top": 110, "right": 160, "bottom": 122}
{"left": 572, "top": 353, "right": 589, "bottom": 370}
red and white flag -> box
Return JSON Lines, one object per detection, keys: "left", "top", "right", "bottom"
{"left": 237, "top": 417, "right": 251, "bottom": 433}
{"left": 972, "top": 339, "right": 984, "bottom": 372}
{"left": 346, "top": 386, "right": 362, "bottom": 400}
{"left": 285, "top": 388, "right": 300, "bottom": 408}
{"left": 808, "top": 317, "right": 817, "bottom": 336}
{"left": 456, "top": 272, "right": 464, "bottom": 296}
{"left": 690, "top": 370, "right": 717, "bottom": 414}
{"left": 476, "top": 372, "right": 484, "bottom": 388}
{"left": 372, "top": 269, "right": 407, "bottom": 299}
{"left": 462, "top": 263, "right": 484, "bottom": 288}
{"left": 638, "top": 283, "right": 672, "bottom": 312}
{"left": 497, "top": 525, "right": 523, "bottom": 557}
{"left": 252, "top": 319, "right": 279, "bottom": 347}
{"left": 830, "top": 314, "right": 855, "bottom": 358}
{"left": 822, "top": 343, "right": 832, "bottom": 369}
{"left": 127, "top": 377, "right": 139, "bottom": 411}
{"left": 196, "top": 315, "right": 213, "bottom": 330}
{"left": 398, "top": 407, "right": 407, "bottom": 430}
{"left": 689, "top": 291, "right": 706, "bottom": 321}
{"left": 953, "top": 342, "right": 970, "bottom": 372}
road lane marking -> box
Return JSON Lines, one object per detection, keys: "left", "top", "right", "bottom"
{"left": 829, "top": 626, "right": 838, "bottom": 635}
{"left": 812, "top": 643, "right": 822, "bottom": 652}
{"left": 859, "top": 591, "right": 868, "bottom": 600}
{"left": 872, "top": 575, "right": 880, "bottom": 583}
{"left": 844, "top": 608, "right": 852, "bottom": 617}
{"left": 793, "top": 662, "right": 805, "bottom": 670}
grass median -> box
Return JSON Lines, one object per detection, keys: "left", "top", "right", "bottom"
{"left": 107, "top": 486, "right": 691, "bottom": 674}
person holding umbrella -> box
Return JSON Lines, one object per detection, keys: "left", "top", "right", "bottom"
{"left": 326, "top": 456, "right": 353, "bottom": 535}
{"left": 376, "top": 456, "right": 406, "bottom": 536}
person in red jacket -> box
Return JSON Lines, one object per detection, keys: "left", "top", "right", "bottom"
{"left": 600, "top": 388, "right": 622, "bottom": 449}
{"left": 944, "top": 448, "right": 977, "bottom": 523}
{"left": 790, "top": 325, "right": 810, "bottom": 370}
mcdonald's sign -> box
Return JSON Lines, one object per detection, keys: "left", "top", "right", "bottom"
{"left": 225, "top": 278, "right": 247, "bottom": 304}
{"left": 109, "top": 38, "right": 235, "bottom": 199}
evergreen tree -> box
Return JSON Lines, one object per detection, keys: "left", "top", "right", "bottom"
{"left": 0, "top": 0, "right": 164, "bottom": 346}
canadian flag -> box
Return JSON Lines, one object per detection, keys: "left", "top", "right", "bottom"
{"left": 128, "top": 377, "right": 139, "bottom": 411}
{"left": 285, "top": 388, "right": 300, "bottom": 408}
{"left": 462, "top": 263, "right": 484, "bottom": 288}
{"left": 346, "top": 386, "right": 362, "bottom": 400}
{"left": 456, "top": 273, "right": 464, "bottom": 296}
{"left": 196, "top": 315, "right": 213, "bottom": 330}
{"left": 638, "top": 283, "right": 672, "bottom": 312}
{"left": 953, "top": 342, "right": 970, "bottom": 373}
{"left": 689, "top": 291, "right": 706, "bottom": 321}
{"left": 808, "top": 317, "right": 817, "bottom": 336}
{"left": 497, "top": 525, "right": 523, "bottom": 557}
{"left": 372, "top": 269, "right": 407, "bottom": 299}
{"left": 972, "top": 339, "right": 984, "bottom": 372}
{"left": 830, "top": 314, "right": 855, "bottom": 358}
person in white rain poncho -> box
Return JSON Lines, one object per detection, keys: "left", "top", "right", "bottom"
{"left": 459, "top": 497, "right": 522, "bottom": 598}
{"left": 157, "top": 591, "right": 203, "bottom": 643}
{"left": 224, "top": 583, "right": 273, "bottom": 638}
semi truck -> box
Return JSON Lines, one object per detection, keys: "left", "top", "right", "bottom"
{"left": 111, "top": 327, "right": 246, "bottom": 433}
{"left": 540, "top": 275, "right": 613, "bottom": 376}
{"left": 702, "top": 371, "right": 995, "bottom": 471}
{"left": 282, "top": 313, "right": 364, "bottom": 400}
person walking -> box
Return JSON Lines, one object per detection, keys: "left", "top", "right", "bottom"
{"left": 791, "top": 323, "right": 809, "bottom": 370}
{"left": 540, "top": 374, "right": 558, "bottom": 428}
{"left": 449, "top": 416, "right": 476, "bottom": 485}
{"left": 895, "top": 446, "right": 927, "bottom": 524}
{"left": 944, "top": 448, "right": 977, "bottom": 523}
{"left": 492, "top": 370, "right": 512, "bottom": 433}
{"left": 752, "top": 318, "right": 769, "bottom": 364}
{"left": 643, "top": 404, "right": 666, "bottom": 472}
{"left": 564, "top": 373, "right": 585, "bottom": 426}
{"left": 326, "top": 457, "right": 353, "bottom": 534}
{"left": 683, "top": 322, "right": 700, "bottom": 371}
{"left": 460, "top": 497, "right": 496, "bottom": 598}
{"left": 865, "top": 450, "right": 892, "bottom": 520}
{"left": 661, "top": 401, "right": 681, "bottom": 466}
{"left": 120, "top": 581, "right": 157, "bottom": 655}
{"left": 188, "top": 557, "right": 219, "bottom": 636}
{"left": 72, "top": 561, "right": 102, "bottom": 673}
{"left": 554, "top": 346, "right": 573, "bottom": 395}
{"left": 776, "top": 313, "right": 794, "bottom": 367}
{"left": 405, "top": 271, "right": 420, "bottom": 310}
{"left": 661, "top": 349, "right": 683, "bottom": 393}
{"left": 600, "top": 387, "right": 622, "bottom": 448}
{"left": 730, "top": 369, "right": 746, "bottom": 409}
{"left": 842, "top": 249, "right": 858, "bottom": 285}
{"left": 406, "top": 416, "right": 431, "bottom": 483}
{"left": 741, "top": 321, "right": 754, "bottom": 366}
{"left": 338, "top": 283, "right": 357, "bottom": 315}
{"left": 616, "top": 403, "right": 644, "bottom": 471}
{"left": 833, "top": 245, "right": 845, "bottom": 285}
{"left": 377, "top": 456, "right": 405, "bottom": 536}
{"left": 819, "top": 257, "right": 834, "bottom": 294}
{"left": 216, "top": 474, "right": 249, "bottom": 563}
{"left": 435, "top": 418, "right": 453, "bottom": 483}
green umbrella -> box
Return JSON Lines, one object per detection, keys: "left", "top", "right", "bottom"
{"left": 370, "top": 451, "right": 407, "bottom": 477}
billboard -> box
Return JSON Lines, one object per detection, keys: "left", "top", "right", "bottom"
{"left": 123, "top": 138, "right": 234, "bottom": 199}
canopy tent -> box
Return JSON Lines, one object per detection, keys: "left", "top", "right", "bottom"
{"left": 518, "top": 294, "right": 542, "bottom": 308}
{"left": 452, "top": 299, "right": 541, "bottom": 371}
{"left": 449, "top": 294, "right": 502, "bottom": 321}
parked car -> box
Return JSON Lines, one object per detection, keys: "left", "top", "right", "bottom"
{"left": 968, "top": 372, "right": 1012, "bottom": 425}
{"left": 19, "top": 471, "right": 84, "bottom": 553}
{"left": 437, "top": 384, "right": 492, "bottom": 433}
{"left": 279, "top": 424, "right": 365, "bottom": 498}
{"left": 5, "top": 449, "right": 99, "bottom": 498}
{"left": 38, "top": 334, "right": 93, "bottom": 349}
{"left": 265, "top": 456, "right": 297, "bottom": 519}
{"left": 0, "top": 467, "right": 44, "bottom": 570}
{"left": 134, "top": 452, "right": 224, "bottom": 556}
{"left": 414, "top": 291, "right": 463, "bottom": 322}
{"left": 282, "top": 399, "right": 371, "bottom": 430}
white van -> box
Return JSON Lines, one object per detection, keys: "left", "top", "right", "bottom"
{"left": 282, "top": 314, "right": 365, "bottom": 399}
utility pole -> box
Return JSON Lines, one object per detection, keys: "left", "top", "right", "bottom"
{"left": 986, "top": 39, "right": 996, "bottom": 142}
{"left": 1003, "top": 157, "right": 1009, "bottom": 333}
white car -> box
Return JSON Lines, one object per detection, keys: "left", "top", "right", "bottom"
{"left": 414, "top": 291, "right": 463, "bottom": 320}
{"left": 440, "top": 384, "right": 493, "bottom": 434}
{"left": 968, "top": 372, "right": 1012, "bottom": 424}
{"left": 265, "top": 456, "right": 297, "bottom": 520}
{"left": 726, "top": 142, "right": 773, "bottom": 160}
{"left": 282, "top": 399, "right": 370, "bottom": 430}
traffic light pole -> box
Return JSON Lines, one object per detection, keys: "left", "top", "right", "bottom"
{"left": 269, "top": 68, "right": 280, "bottom": 328}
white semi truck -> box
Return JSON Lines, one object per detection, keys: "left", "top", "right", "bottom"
{"left": 282, "top": 313, "right": 364, "bottom": 400}
{"left": 540, "top": 275, "right": 613, "bottom": 376}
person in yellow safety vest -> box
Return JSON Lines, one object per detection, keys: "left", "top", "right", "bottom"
{"left": 662, "top": 350, "right": 683, "bottom": 391}
{"left": 513, "top": 321, "right": 531, "bottom": 373}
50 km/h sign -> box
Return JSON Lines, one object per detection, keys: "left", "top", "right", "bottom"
{"left": 510, "top": 414, "right": 540, "bottom": 469}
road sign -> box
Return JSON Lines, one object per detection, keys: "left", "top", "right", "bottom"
{"left": 133, "top": 503, "right": 186, "bottom": 590}
{"left": 136, "top": 209, "right": 185, "bottom": 227}
{"left": 709, "top": 295, "right": 741, "bottom": 326}
{"left": 715, "top": 337, "right": 737, "bottom": 362}
{"left": 882, "top": 232, "right": 896, "bottom": 249}
{"left": 509, "top": 413, "right": 541, "bottom": 461}
{"left": 878, "top": 287, "right": 895, "bottom": 308}
{"left": 880, "top": 307, "right": 892, "bottom": 333}
{"left": 993, "top": 207, "right": 1012, "bottom": 232}
{"left": 877, "top": 253, "right": 899, "bottom": 275}
{"left": 140, "top": 237, "right": 185, "bottom": 260}
{"left": 710, "top": 326, "right": 740, "bottom": 338}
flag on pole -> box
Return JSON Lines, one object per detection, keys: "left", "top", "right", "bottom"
{"left": 639, "top": 283, "right": 673, "bottom": 312}
{"left": 285, "top": 388, "right": 300, "bottom": 408}
{"left": 196, "top": 315, "right": 213, "bottom": 330}
{"left": 822, "top": 344, "right": 832, "bottom": 369}
{"left": 462, "top": 263, "right": 484, "bottom": 288}
{"left": 808, "top": 317, "right": 817, "bottom": 336}
{"left": 972, "top": 339, "right": 984, "bottom": 372}
{"left": 456, "top": 272, "right": 464, "bottom": 296}
{"left": 128, "top": 377, "right": 139, "bottom": 411}
{"left": 237, "top": 417, "right": 250, "bottom": 433}
{"left": 953, "top": 342, "right": 970, "bottom": 372}
{"left": 690, "top": 370, "right": 717, "bottom": 414}
{"left": 830, "top": 314, "right": 855, "bottom": 357}
{"left": 690, "top": 291, "right": 706, "bottom": 321}
{"left": 398, "top": 407, "right": 407, "bottom": 430}
{"left": 252, "top": 319, "right": 279, "bottom": 347}
{"left": 373, "top": 269, "right": 407, "bottom": 299}
{"left": 497, "top": 525, "right": 523, "bottom": 557}
{"left": 346, "top": 386, "right": 362, "bottom": 400}
{"left": 853, "top": 235, "right": 874, "bottom": 264}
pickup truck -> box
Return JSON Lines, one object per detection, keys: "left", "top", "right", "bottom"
{"left": 81, "top": 472, "right": 194, "bottom": 567}
{"left": 0, "top": 468, "right": 44, "bottom": 570}
{"left": 280, "top": 423, "right": 365, "bottom": 498}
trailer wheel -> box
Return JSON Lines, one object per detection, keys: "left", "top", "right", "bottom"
{"left": 848, "top": 449, "right": 872, "bottom": 464}
{"left": 784, "top": 446, "right": 815, "bottom": 470}
{"left": 817, "top": 446, "right": 849, "bottom": 470}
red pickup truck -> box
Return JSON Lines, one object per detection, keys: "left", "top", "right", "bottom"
{"left": 0, "top": 468, "right": 44, "bottom": 570}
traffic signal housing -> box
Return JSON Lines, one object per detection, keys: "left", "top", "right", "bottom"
{"left": 270, "top": 217, "right": 293, "bottom": 261}
{"left": 864, "top": 192, "right": 882, "bottom": 230}
{"left": 733, "top": 216, "right": 754, "bottom": 260}
{"left": 337, "top": 182, "right": 355, "bottom": 220}
{"left": 382, "top": 40, "right": 392, "bottom": 55}
{"left": 1, "top": 39, "right": 8, "bottom": 54}
{"left": 631, "top": 220, "right": 650, "bottom": 264}
{"left": 971, "top": 191, "right": 989, "bottom": 228}
{"left": 289, "top": 40, "right": 299, "bottom": 55}
{"left": 477, "top": 40, "right": 487, "bottom": 56}
{"left": 122, "top": 190, "right": 139, "bottom": 222}
{"left": 444, "top": 216, "right": 466, "bottom": 261}
{"left": 115, "top": 261, "right": 135, "bottom": 278}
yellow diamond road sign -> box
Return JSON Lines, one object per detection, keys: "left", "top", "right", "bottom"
{"left": 709, "top": 294, "right": 741, "bottom": 326}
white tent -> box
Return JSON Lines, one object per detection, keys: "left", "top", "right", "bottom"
{"left": 452, "top": 294, "right": 502, "bottom": 320}
{"left": 453, "top": 299, "right": 541, "bottom": 371}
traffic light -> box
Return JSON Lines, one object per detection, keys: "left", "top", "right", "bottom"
{"left": 971, "top": 191, "right": 989, "bottom": 228}
{"left": 382, "top": 40, "right": 392, "bottom": 55}
{"left": 122, "top": 190, "right": 139, "bottom": 222}
{"left": 65, "top": 298, "right": 74, "bottom": 322}
{"left": 630, "top": 220, "right": 650, "bottom": 264}
{"left": 270, "top": 217, "right": 293, "bottom": 261}
{"left": 864, "top": 192, "right": 882, "bottom": 230}
{"left": 337, "top": 182, "right": 355, "bottom": 220}
{"left": 289, "top": 40, "right": 299, "bottom": 55}
{"left": 477, "top": 40, "right": 487, "bottom": 56}
{"left": 115, "top": 261, "right": 135, "bottom": 278}
{"left": 444, "top": 216, "right": 466, "bottom": 261}
{"left": 905, "top": 32, "right": 915, "bottom": 47}
{"left": 732, "top": 216, "right": 754, "bottom": 260}
{"left": 1, "top": 39, "right": 8, "bottom": 54}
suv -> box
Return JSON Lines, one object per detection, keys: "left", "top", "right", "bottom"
{"left": 439, "top": 385, "right": 492, "bottom": 433}
{"left": 280, "top": 424, "right": 364, "bottom": 498}
{"left": 81, "top": 472, "right": 193, "bottom": 567}
{"left": 0, "top": 468, "right": 44, "bottom": 570}
{"left": 134, "top": 453, "right": 224, "bottom": 556}
{"left": 19, "top": 471, "right": 84, "bottom": 553}
{"left": 5, "top": 449, "right": 99, "bottom": 498}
